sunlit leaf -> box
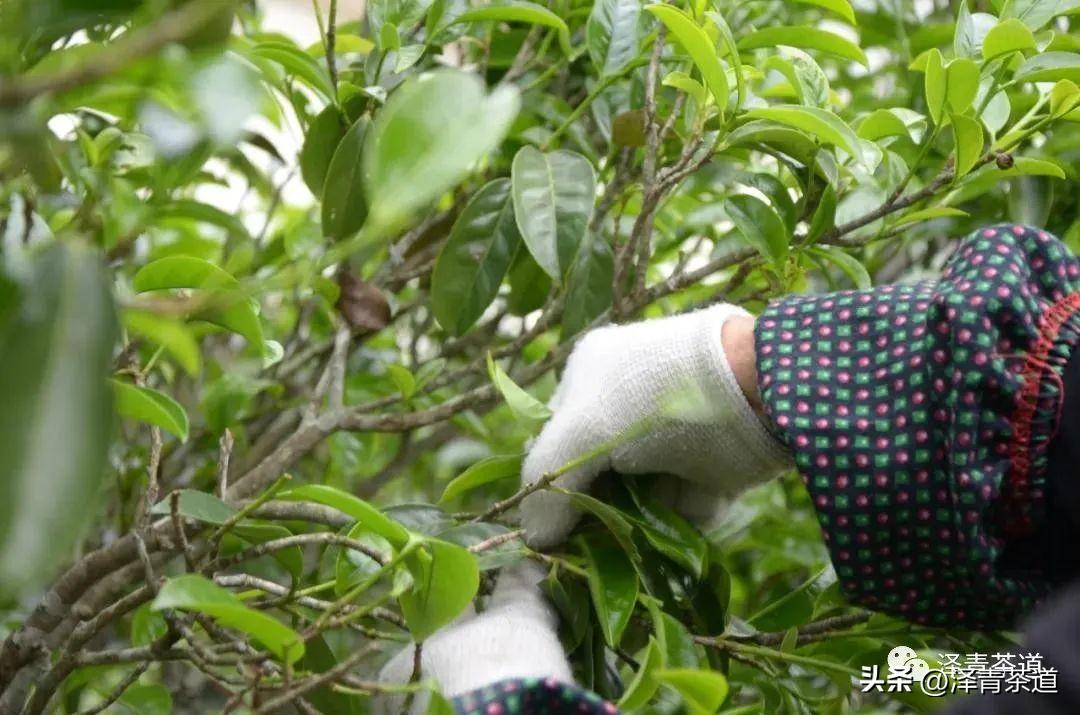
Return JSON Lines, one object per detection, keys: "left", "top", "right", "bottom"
{"left": 486, "top": 352, "right": 552, "bottom": 424}
{"left": 112, "top": 380, "right": 189, "bottom": 441}
{"left": 152, "top": 574, "right": 305, "bottom": 664}
{"left": 439, "top": 454, "right": 523, "bottom": 504}
{"left": 738, "top": 26, "right": 868, "bottom": 66}
{"left": 646, "top": 5, "right": 729, "bottom": 113}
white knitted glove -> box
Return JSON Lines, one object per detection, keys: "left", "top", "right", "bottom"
{"left": 374, "top": 562, "right": 572, "bottom": 714}
{"left": 521, "top": 304, "right": 792, "bottom": 548}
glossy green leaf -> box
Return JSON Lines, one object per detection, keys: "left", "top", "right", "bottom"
{"left": 451, "top": 1, "right": 569, "bottom": 36}
{"left": 856, "top": 108, "right": 912, "bottom": 141}
{"left": 300, "top": 635, "right": 360, "bottom": 715}
{"left": 646, "top": 5, "right": 729, "bottom": 113}
{"left": 662, "top": 71, "right": 707, "bottom": 107}
{"left": 946, "top": 58, "right": 980, "bottom": 114}
{"left": 587, "top": 0, "right": 644, "bottom": 76}
{"left": 765, "top": 51, "right": 830, "bottom": 109}
{"left": 579, "top": 532, "right": 638, "bottom": 647}
{"left": 321, "top": 117, "right": 369, "bottom": 240}
{"left": 707, "top": 12, "right": 744, "bottom": 109}
{"left": 618, "top": 637, "right": 663, "bottom": 709}
{"left": 562, "top": 490, "right": 640, "bottom": 563}
{"left": 1001, "top": 0, "right": 1072, "bottom": 30}
{"left": 122, "top": 310, "right": 201, "bottom": 376}
{"left": 506, "top": 248, "right": 551, "bottom": 315}
{"left": 0, "top": 244, "right": 116, "bottom": 595}
{"left": 400, "top": 538, "right": 479, "bottom": 640}
{"left": 112, "top": 380, "right": 189, "bottom": 441}
{"left": 808, "top": 246, "right": 871, "bottom": 289}
{"left": 726, "top": 194, "right": 789, "bottom": 267}
{"left": 923, "top": 48, "right": 946, "bottom": 124}
{"left": 889, "top": 206, "right": 969, "bottom": 228}
{"left": 387, "top": 364, "right": 417, "bottom": 398}
{"left": 983, "top": 18, "right": 1037, "bottom": 59}
{"left": 1051, "top": 79, "right": 1080, "bottom": 118}
{"left": 252, "top": 41, "right": 336, "bottom": 100}
{"left": 431, "top": 179, "right": 522, "bottom": 336}
{"left": 280, "top": 484, "right": 410, "bottom": 548}
{"left": 151, "top": 489, "right": 234, "bottom": 523}
{"left": 486, "top": 352, "right": 552, "bottom": 423}
{"left": 655, "top": 669, "right": 729, "bottom": 715}
{"left": 806, "top": 184, "right": 837, "bottom": 243}
{"left": 510, "top": 146, "right": 596, "bottom": 280}
{"left": 439, "top": 454, "right": 523, "bottom": 504}
{"left": 1015, "top": 52, "right": 1080, "bottom": 83}
{"left": 157, "top": 200, "right": 249, "bottom": 241}
{"left": 744, "top": 105, "right": 862, "bottom": 163}
{"left": 152, "top": 574, "right": 305, "bottom": 664}
{"left": 791, "top": 0, "right": 855, "bottom": 24}
{"left": 301, "top": 105, "right": 347, "bottom": 198}
{"left": 132, "top": 256, "right": 263, "bottom": 348}
{"left": 629, "top": 491, "right": 708, "bottom": 579}
{"left": 562, "top": 231, "right": 613, "bottom": 337}
{"left": 737, "top": 27, "right": 868, "bottom": 67}
{"left": 363, "top": 70, "right": 520, "bottom": 233}
{"left": 951, "top": 112, "right": 984, "bottom": 177}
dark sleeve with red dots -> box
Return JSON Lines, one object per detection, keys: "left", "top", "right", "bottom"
{"left": 449, "top": 677, "right": 620, "bottom": 714}
{"left": 754, "top": 224, "right": 1080, "bottom": 631}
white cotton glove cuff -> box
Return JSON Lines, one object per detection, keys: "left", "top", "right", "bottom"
{"left": 374, "top": 563, "right": 571, "bottom": 714}
{"left": 521, "top": 304, "right": 792, "bottom": 548}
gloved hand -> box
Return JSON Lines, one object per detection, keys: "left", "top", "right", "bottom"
{"left": 374, "top": 562, "right": 572, "bottom": 714}
{"left": 521, "top": 304, "right": 792, "bottom": 548}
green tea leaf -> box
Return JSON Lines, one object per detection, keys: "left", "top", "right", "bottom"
{"left": 725, "top": 194, "right": 789, "bottom": 267}
{"left": 252, "top": 41, "right": 336, "bottom": 100}
{"left": 1015, "top": 52, "right": 1080, "bottom": 84}
{"left": 486, "top": 352, "right": 552, "bottom": 423}
{"left": 562, "top": 231, "right": 613, "bottom": 337}
{"left": 301, "top": 105, "right": 348, "bottom": 198}
{"left": 654, "top": 669, "right": 729, "bottom": 715}
{"left": 744, "top": 105, "right": 862, "bottom": 163}
{"left": 123, "top": 310, "right": 201, "bottom": 376}
{"left": 982, "top": 18, "right": 1036, "bottom": 59}
{"left": 151, "top": 489, "right": 234, "bottom": 523}
{"left": 132, "top": 256, "right": 263, "bottom": 348}
{"left": 510, "top": 146, "right": 596, "bottom": 280}
{"left": 646, "top": 5, "right": 729, "bottom": 113}
{"left": 112, "top": 380, "right": 189, "bottom": 441}
{"left": 580, "top": 532, "right": 638, "bottom": 647}
{"left": 0, "top": 244, "right": 116, "bottom": 595}
{"left": 439, "top": 454, "right": 523, "bottom": 504}
{"left": 431, "top": 179, "right": 522, "bottom": 336}
{"left": 738, "top": 27, "right": 868, "bottom": 67}
{"left": 363, "top": 70, "right": 520, "bottom": 233}
{"left": 587, "top": 0, "right": 644, "bottom": 76}
{"left": 280, "top": 484, "right": 410, "bottom": 548}
{"left": 451, "top": 1, "right": 569, "bottom": 35}
{"left": 400, "top": 538, "right": 479, "bottom": 640}
{"left": 924, "top": 48, "right": 946, "bottom": 124}
{"left": 321, "top": 117, "right": 370, "bottom": 240}
{"left": 951, "top": 112, "right": 984, "bottom": 177}
{"left": 153, "top": 574, "right": 305, "bottom": 664}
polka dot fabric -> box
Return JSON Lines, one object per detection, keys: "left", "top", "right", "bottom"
{"left": 755, "top": 225, "right": 1080, "bottom": 630}
{"left": 450, "top": 677, "right": 619, "bottom": 715}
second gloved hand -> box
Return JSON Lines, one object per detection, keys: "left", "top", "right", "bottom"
{"left": 521, "top": 304, "right": 792, "bottom": 548}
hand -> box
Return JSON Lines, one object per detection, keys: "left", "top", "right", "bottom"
{"left": 520, "top": 304, "right": 791, "bottom": 548}
{"left": 374, "top": 562, "right": 572, "bottom": 714}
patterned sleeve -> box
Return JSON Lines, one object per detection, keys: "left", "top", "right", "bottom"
{"left": 450, "top": 677, "right": 619, "bottom": 715}
{"left": 754, "top": 224, "right": 1080, "bottom": 630}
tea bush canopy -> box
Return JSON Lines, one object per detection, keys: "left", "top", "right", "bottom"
{"left": 0, "top": 0, "right": 1078, "bottom": 712}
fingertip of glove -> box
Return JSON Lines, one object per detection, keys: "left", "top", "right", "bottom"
{"left": 520, "top": 490, "right": 578, "bottom": 550}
